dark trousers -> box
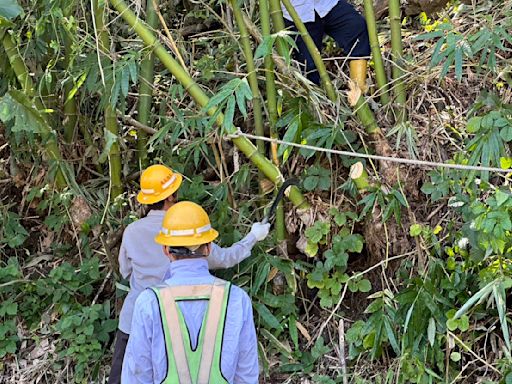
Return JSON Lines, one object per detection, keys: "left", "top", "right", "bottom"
{"left": 108, "top": 330, "right": 129, "bottom": 384}
{"left": 285, "top": 0, "right": 371, "bottom": 84}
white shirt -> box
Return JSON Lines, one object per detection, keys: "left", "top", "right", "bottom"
{"left": 282, "top": 0, "right": 339, "bottom": 23}
{"left": 117, "top": 210, "right": 257, "bottom": 334}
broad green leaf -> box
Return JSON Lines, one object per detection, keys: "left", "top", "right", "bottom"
{"left": 450, "top": 351, "right": 461, "bottom": 362}
{"left": 500, "top": 126, "right": 512, "bottom": 142}
{"left": 358, "top": 279, "right": 372, "bottom": 293}
{"left": 0, "top": 0, "right": 22, "bottom": 20}
{"left": 467, "top": 116, "right": 482, "bottom": 133}
{"left": 409, "top": 223, "right": 422, "bottom": 237}
{"left": 303, "top": 175, "right": 319, "bottom": 191}
{"left": 305, "top": 241, "right": 319, "bottom": 257}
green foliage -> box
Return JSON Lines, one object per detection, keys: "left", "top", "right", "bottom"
{"left": 302, "top": 165, "right": 331, "bottom": 191}
{"left": 416, "top": 16, "right": 512, "bottom": 81}
{"left": 305, "top": 209, "right": 369, "bottom": 308}
{"left": 359, "top": 186, "right": 408, "bottom": 224}
{"left": 1, "top": 211, "right": 28, "bottom": 248}
{"left": 254, "top": 30, "right": 297, "bottom": 65}
{"left": 0, "top": 0, "right": 23, "bottom": 20}
{"left": 203, "top": 77, "right": 253, "bottom": 133}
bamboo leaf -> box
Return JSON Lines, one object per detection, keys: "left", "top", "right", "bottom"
{"left": 453, "top": 280, "right": 494, "bottom": 319}
{"left": 254, "top": 302, "right": 283, "bottom": 331}
{"left": 222, "top": 96, "right": 236, "bottom": 132}
{"left": 98, "top": 129, "right": 118, "bottom": 164}
{"left": 455, "top": 47, "right": 463, "bottom": 81}
{"left": 428, "top": 317, "right": 436, "bottom": 347}
{"left": 260, "top": 328, "right": 292, "bottom": 358}
{"left": 493, "top": 283, "right": 511, "bottom": 353}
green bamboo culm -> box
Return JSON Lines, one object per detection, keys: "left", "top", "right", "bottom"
{"left": 268, "top": 0, "right": 288, "bottom": 58}
{"left": 260, "top": 0, "right": 286, "bottom": 243}
{"left": 229, "top": 0, "right": 265, "bottom": 156}
{"left": 388, "top": 0, "right": 407, "bottom": 122}
{"left": 110, "top": 0, "right": 310, "bottom": 210}
{"left": 92, "top": 0, "right": 123, "bottom": 197}
{"left": 3, "top": 34, "right": 67, "bottom": 189}
{"left": 280, "top": 0, "right": 337, "bottom": 102}
{"left": 136, "top": 0, "right": 159, "bottom": 168}
{"left": 363, "top": 0, "right": 390, "bottom": 105}
{"left": 62, "top": 5, "right": 79, "bottom": 143}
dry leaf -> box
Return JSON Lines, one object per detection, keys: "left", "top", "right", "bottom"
{"left": 296, "top": 321, "right": 312, "bottom": 342}
{"left": 70, "top": 196, "right": 92, "bottom": 228}
{"left": 267, "top": 267, "right": 279, "bottom": 282}
{"left": 347, "top": 80, "right": 362, "bottom": 107}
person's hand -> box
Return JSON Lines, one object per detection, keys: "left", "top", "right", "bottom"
{"left": 250, "top": 222, "right": 271, "bottom": 241}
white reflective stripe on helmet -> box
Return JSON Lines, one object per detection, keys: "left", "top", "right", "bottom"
{"left": 169, "top": 229, "right": 195, "bottom": 236}
{"left": 161, "top": 174, "right": 177, "bottom": 190}
{"left": 195, "top": 224, "right": 212, "bottom": 234}
{"left": 161, "top": 224, "right": 212, "bottom": 237}
{"left": 141, "top": 188, "right": 155, "bottom": 194}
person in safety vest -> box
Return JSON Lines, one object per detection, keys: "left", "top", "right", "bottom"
{"left": 108, "top": 165, "right": 268, "bottom": 383}
{"left": 283, "top": 0, "right": 371, "bottom": 92}
{"left": 122, "top": 201, "right": 259, "bottom": 383}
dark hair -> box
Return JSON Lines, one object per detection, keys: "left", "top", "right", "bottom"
{"left": 147, "top": 200, "right": 165, "bottom": 211}
{"left": 167, "top": 244, "right": 209, "bottom": 260}
{"left": 146, "top": 193, "right": 177, "bottom": 212}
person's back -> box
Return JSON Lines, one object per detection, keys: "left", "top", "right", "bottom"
{"left": 118, "top": 210, "right": 168, "bottom": 334}
{"left": 122, "top": 258, "right": 258, "bottom": 383}
{"left": 121, "top": 201, "right": 259, "bottom": 383}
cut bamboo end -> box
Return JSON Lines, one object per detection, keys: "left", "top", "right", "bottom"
{"left": 350, "top": 162, "right": 370, "bottom": 192}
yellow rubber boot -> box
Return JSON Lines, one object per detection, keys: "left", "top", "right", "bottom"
{"left": 349, "top": 59, "right": 368, "bottom": 93}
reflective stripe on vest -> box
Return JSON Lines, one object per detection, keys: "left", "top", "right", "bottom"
{"left": 151, "top": 279, "right": 231, "bottom": 384}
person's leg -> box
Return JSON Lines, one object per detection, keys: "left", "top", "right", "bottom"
{"left": 323, "top": 0, "right": 371, "bottom": 91}
{"left": 107, "top": 330, "right": 129, "bottom": 384}
{"left": 284, "top": 14, "right": 326, "bottom": 85}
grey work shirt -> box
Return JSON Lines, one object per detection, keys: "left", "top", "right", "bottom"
{"left": 117, "top": 210, "right": 257, "bottom": 334}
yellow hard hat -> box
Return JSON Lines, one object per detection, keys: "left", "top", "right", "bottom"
{"left": 137, "top": 164, "right": 183, "bottom": 205}
{"left": 155, "top": 201, "right": 219, "bottom": 247}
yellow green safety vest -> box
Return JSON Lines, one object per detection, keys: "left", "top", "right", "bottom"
{"left": 151, "top": 278, "right": 231, "bottom": 384}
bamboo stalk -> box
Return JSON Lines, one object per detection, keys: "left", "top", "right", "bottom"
{"left": 363, "top": 0, "right": 390, "bottom": 105}
{"left": 62, "top": 5, "right": 79, "bottom": 143}
{"left": 229, "top": 0, "right": 265, "bottom": 155}
{"left": 260, "top": 0, "right": 286, "bottom": 243}
{"left": 92, "top": 0, "right": 123, "bottom": 197}
{"left": 3, "top": 34, "right": 67, "bottom": 189}
{"left": 268, "top": 0, "right": 288, "bottom": 58}
{"left": 280, "top": 0, "right": 337, "bottom": 101}
{"left": 349, "top": 161, "right": 370, "bottom": 191}
{"left": 137, "top": 0, "right": 159, "bottom": 168}
{"left": 110, "top": 0, "right": 310, "bottom": 210}
{"left": 388, "top": 0, "right": 407, "bottom": 122}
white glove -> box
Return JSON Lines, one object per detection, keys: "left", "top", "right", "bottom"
{"left": 250, "top": 222, "right": 271, "bottom": 241}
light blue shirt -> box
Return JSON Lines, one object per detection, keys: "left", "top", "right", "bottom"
{"left": 282, "top": 0, "right": 339, "bottom": 23}
{"left": 121, "top": 258, "right": 259, "bottom": 384}
{"left": 118, "top": 210, "right": 257, "bottom": 333}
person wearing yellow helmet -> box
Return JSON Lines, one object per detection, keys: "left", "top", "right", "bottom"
{"left": 108, "top": 165, "right": 268, "bottom": 384}
{"left": 121, "top": 201, "right": 258, "bottom": 383}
